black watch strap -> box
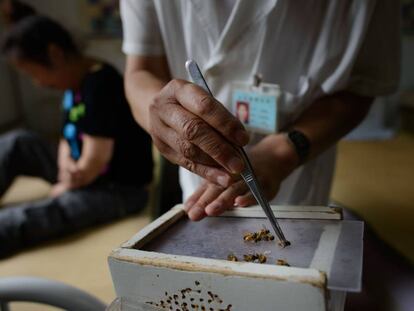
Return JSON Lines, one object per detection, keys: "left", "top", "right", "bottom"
{"left": 286, "top": 130, "right": 310, "bottom": 164}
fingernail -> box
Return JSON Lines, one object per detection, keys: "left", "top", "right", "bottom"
{"left": 189, "top": 207, "right": 205, "bottom": 221}
{"left": 235, "top": 129, "right": 249, "bottom": 145}
{"left": 209, "top": 202, "right": 222, "bottom": 212}
{"left": 227, "top": 157, "right": 244, "bottom": 174}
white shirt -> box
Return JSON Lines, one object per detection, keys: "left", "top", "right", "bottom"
{"left": 216, "top": 0, "right": 237, "bottom": 32}
{"left": 121, "top": 0, "right": 399, "bottom": 205}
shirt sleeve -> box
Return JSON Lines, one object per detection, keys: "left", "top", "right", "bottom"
{"left": 346, "top": 0, "right": 401, "bottom": 97}
{"left": 120, "top": 0, "right": 165, "bottom": 55}
{"left": 81, "top": 73, "right": 118, "bottom": 138}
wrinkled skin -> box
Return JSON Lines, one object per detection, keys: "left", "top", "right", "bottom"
{"left": 184, "top": 134, "right": 298, "bottom": 221}
{"left": 149, "top": 79, "right": 250, "bottom": 187}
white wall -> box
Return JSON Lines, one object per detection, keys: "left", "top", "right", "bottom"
{"left": 25, "top": 0, "right": 125, "bottom": 70}
{"left": 25, "top": 0, "right": 81, "bottom": 35}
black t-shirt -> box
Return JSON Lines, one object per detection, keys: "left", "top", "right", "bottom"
{"left": 62, "top": 62, "right": 153, "bottom": 187}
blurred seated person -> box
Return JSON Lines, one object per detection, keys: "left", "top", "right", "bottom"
{"left": 0, "top": 0, "right": 35, "bottom": 27}
{"left": 0, "top": 15, "right": 153, "bottom": 258}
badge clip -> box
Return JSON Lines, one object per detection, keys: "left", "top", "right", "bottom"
{"left": 253, "top": 73, "right": 263, "bottom": 88}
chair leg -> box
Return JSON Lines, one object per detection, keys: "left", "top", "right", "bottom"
{"left": 0, "top": 301, "right": 10, "bottom": 311}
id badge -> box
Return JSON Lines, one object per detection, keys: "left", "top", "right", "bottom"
{"left": 230, "top": 80, "right": 280, "bottom": 135}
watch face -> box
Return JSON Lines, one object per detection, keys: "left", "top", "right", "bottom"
{"left": 288, "top": 130, "right": 310, "bottom": 163}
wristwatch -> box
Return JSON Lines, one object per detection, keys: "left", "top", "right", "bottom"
{"left": 286, "top": 130, "right": 310, "bottom": 164}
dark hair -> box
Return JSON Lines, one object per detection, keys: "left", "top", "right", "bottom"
{"left": 5, "top": 0, "right": 36, "bottom": 24}
{"left": 1, "top": 15, "right": 79, "bottom": 66}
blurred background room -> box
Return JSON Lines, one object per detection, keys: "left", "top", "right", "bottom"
{"left": 0, "top": 1, "right": 413, "bottom": 310}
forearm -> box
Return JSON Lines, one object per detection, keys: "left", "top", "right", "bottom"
{"left": 67, "top": 135, "right": 114, "bottom": 189}
{"left": 185, "top": 92, "right": 373, "bottom": 216}
{"left": 57, "top": 138, "right": 76, "bottom": 184}
{"left": 289, "top": 91, "right": 373, "bottom": 160}
{"left": 57, "top": 138, "right": 98, "bottom": 187}
{"left": 57, "top": 139, "right": 70, "bottom": 165}
{"left": 73, "top": 156, "right": 107, "bottom": 187}
{"left": 260, "top": 91, "right": 373, "bottom": 175}
{"left": 125, "top": 70, "right": 167, "bottom": 132}
{"left": 124, "top": 56, "right": 171, "bottom": 132}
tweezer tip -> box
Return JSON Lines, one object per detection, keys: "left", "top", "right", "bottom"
{"left": 278, "top": 240, "right": 291, "bottom": 248}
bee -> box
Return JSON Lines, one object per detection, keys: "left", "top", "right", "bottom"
{"left": 243, "top": 232, "right": 257, "bottom": 242}
{"left": 227, "top": 253, "right": 238, "bottom": 262}
{"left": 276, "top": 259, "right": 290, "bottom": 266}
{"left": 242, "top": 252, "right": 268, "bottom": 264}
{"left": 257, "top": 253, "right": 267, "bottom": 263}
{"left": 243, "top": 254, "right": 256, "bottom": 262}
{"left": 244, "top": 228, "right": 274, "bottom": 243}
{"left": 257, "top": 229, "right": 267, "bottom": 239}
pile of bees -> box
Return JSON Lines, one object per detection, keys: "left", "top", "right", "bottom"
{"left": 243, "top": 228, "right": 275, "bottom": 242}
{"left": 227, "top": 253, "right": 289, "bottom": 266}
{"left": 226, "top": 228, "right": 290, "bottom": 266}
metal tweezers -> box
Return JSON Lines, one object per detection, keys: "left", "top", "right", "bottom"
{"left": 185, "top": 60, "right": 290, "bottom": 247}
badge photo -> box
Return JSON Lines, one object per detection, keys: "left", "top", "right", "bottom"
{"left": 231, "top": 80, "right": 280, "bottom": 135}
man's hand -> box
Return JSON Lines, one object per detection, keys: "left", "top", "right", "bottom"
{"left": 57, "top": 135, "right": 113, "bottom": 190}
{"left": 149, "top": 79, "right": 250, "bottom": 187}
{"left": 183, "top": 134, "right": 299, "bottom": 221}
{"left": 57, "top": 139, "right": 78, "bottom": 185}
{"left": 58, "top": 165, "right": 89, "bottom": 189}
{"left": 57, "top": 140, "right": 86, "bottom": 188}
{"left": 57, "top": 159, "right": 84, "bottom": 189}
{"left": 49, "top": 182, "right": 70, "bottom": 198}
{"left": 124, "top": 56, "right": 249, "bottom": 187}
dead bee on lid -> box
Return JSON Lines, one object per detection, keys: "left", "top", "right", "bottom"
{"left": 276, "top": 259, "right": 290, "bottom": 266}
{"left": 257, "top": 229, "right": 268, "bottom": 239}
{"left": 257, "top": 253, "right": 267, "bottom": 263}
{"left": 243, "top": 232, "right": 258, "bottom": 242}
{"left": 243, "top": 253, "right": 257, "bottom": 262}
{"left": 227, "top": 253, "right": 238, "bottom": 261}
{"left": 244, "top": 228, "right": 275, "bottom": 243}
{"left": 242, "top": 252, "right": 268, "bottom": 264}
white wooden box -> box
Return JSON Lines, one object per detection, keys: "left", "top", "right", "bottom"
{"left": 108, "top": 205, "right": 363, "bottom": 311}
